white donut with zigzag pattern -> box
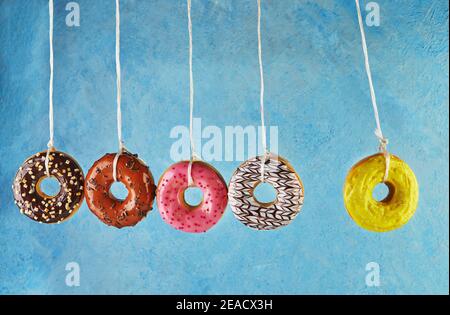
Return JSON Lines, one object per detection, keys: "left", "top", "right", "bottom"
{"left": 228, "top": 154, "right": 304, "bottom": 230}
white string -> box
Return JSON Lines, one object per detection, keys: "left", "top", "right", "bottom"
{"left": 187, "top": 0, "right": 199, "bottom": 187}
{"left": 45, "top": 0, "right": 55, "bottom": 177}
{"left": 355, "top": 0, "right": 390, "bottom": 182}
{"left": 258, "top": 0, "right": 269, "bottom": 182}
{"left": 113, "top": 0, "right": 126, "bottom": 182}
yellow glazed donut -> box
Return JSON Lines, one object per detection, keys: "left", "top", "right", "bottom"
{"left": 343, "top": 153, "right": 419, "bottom": 232}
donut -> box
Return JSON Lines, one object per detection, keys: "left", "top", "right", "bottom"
{"left": 84, "top": 152, "right": 156, "bottom": 228}
{"left": 228, "top": 154, "right": 304, "bottom": 230}
{"left": 156, "top": 161, "right": 228, "bottom": 233}
{"left": 343, "top": 153, "right": 419, "bottom": 232}
{"left": 12, "top": 150, "right": 85, "bottom": 224}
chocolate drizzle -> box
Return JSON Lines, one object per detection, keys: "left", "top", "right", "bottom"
{"left": 228, "top": 155, "right": 304, "bottom": 230}
{"left": 12, "top": 150, "right": 85, "bottom": 224}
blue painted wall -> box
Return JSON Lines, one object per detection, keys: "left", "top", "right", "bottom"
{"left": 0, "top": 0, "right": 448, "bottom": 294}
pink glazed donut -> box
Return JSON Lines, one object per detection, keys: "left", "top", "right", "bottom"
{"left": 157, "top": 161, "right": 228, "bottom": 233}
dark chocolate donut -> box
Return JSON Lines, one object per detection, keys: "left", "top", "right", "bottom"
{"left": 84, "top": 152, "right": 156, "bottom": 228}
{"left": 12, "top": 150, "right": 85, "bottom": 224}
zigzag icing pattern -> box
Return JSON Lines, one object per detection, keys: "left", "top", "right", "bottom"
{"left": 228, "top": 154, "right": 304, "bottom": 230}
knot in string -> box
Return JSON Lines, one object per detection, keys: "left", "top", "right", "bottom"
{"left": 259, "top": 150, "right": 270, "bottom": 183}
{"left": 112, "top": 143, "right": 127, "bottom": 182}
{"left": 375, "top": 129, "right": 388, "bottom": 152}
{"left": 375, "top": 129, "right": 390, "bottom": 182}
{"left": 45, "top": 141, "right": 54, "bottom": 177}
{"left": 187, "top": 152, "right": 200, "bottom": 187}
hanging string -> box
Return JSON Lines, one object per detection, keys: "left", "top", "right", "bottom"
{"left": 45, "top": 0, "right": 55, "bottom": 177}
{"left": 257, "top": 0, "right": 269, "bottom": 183}
{"left": 187, "top": 0, "right": 200, "bottom": 187}
{"left": 113, "top": 0, "right": 126, "bottom": 182}
{"left": 355, "top": 0, "right": 390, "bottom": 182}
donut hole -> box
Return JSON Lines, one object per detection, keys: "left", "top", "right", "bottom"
{"left": 253, "top": 182, "right": 277, "bottom": 206}
{"left": 38, "top": 176, "right": 61, "bottom": 198}
{"left": 109, "top": 181, "right": 129, "bottom": 201}
{"left": 182, "top": 187, "right": 203, "bottom": 208}
{"left": 372, "top": 182, "right": 395, "bottom": 203}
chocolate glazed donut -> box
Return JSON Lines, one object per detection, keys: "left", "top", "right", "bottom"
{"left": 12, "top": 150, "right": 85, "bottom": 224}
{"left": 84, "top": 152, "right": 156, "bottom": 228}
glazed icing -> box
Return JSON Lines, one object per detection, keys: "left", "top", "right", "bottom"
{"left": 343, "top": 153, "right": 419, "bottom": 232}
{"left": 85, "top": 152, "right": 156, "bottom": 228}
{"left": 157, "top": 161, "right": 228, "bottom": 233}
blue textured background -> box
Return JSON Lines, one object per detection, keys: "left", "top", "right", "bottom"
{"left": 0, "top": 0, "right": 448, "bottom": 294}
